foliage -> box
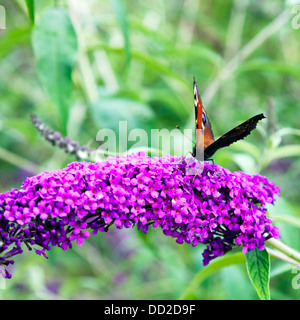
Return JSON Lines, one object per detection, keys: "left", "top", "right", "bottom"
{"left": 0, "top": 0, "right": 300, "bottom": 300}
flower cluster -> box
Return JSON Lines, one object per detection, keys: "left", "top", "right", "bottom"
{"left": 0, "top": 153, "right": 280, "bottom": 278}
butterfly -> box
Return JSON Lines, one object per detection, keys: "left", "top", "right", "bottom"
{"left": 192, "top": 77, "right": 265, "bottom": 161}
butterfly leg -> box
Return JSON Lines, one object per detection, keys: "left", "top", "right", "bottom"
{"left": 175, "top": 151, "right": 193, "bottom": 164}
{"left": 206, "top": 158, "right": 222, "bottom": 177}
{"left": 192, "top": 162, "right": 204, "bottom": 183}
{"left": 176, "top": 125, "right": 195, "bottom": 144}
{"left": 207, "top": 158, "right": 215, "bottom": 171}
{"left": 174, "top": 125, "right": 196, "bottom": 164}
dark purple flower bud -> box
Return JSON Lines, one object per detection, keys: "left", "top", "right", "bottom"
{"left": 31, "top": 114, "right": 94, "bottom": 160}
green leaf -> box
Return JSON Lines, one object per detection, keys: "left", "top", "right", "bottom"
{"left": 0, "top": 26, "right": 31, "bottom": 60}
{"left": 90, "top": 97, "right": 155, "bottom": 154}
{"left": 262, "top": 145, "right": 300, "bottom": 169}
{"left": 233, "top": 153, "right": 257, "bottom": 174}
{"left": 90, "top": 97, "right": 154, "bottom": 132}
{"left": 164, "top": 45, "right": 224, "bottom": 69}
{"left": 86, "top": 42, "right": 187, "bottom": 85}
{"left": 25, "top": 0, "right": 35, "bottom": 25}
{"left": 269, "top": 128, "right": 300, "bottom": 149}
{"left": 32, "top": 8, "right": 78, "bottom": 134}
{"left": 245, "top": 248, "right": 270, "bottom": 300}
{"left": 180, "top": 252, "right": 246, "bottom": 299}
{"left": 229, "top": 140, "right": 262, "bottom": 163}
{"left": 132, "top": 50, "right": 187, "bottom": 83}
{"left": 237, "top": 59, "right": 300, "bottom": 81}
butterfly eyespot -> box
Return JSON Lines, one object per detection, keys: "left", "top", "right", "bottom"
{"left": 202, "top": 112, "right": 207, "bottom": 126}
{"left": 192, "top": 77, "right": 265, "bottom": 161}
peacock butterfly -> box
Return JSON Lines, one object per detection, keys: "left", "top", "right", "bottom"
{"left": 192, "top": 77, "right": 265, "bottom": 161}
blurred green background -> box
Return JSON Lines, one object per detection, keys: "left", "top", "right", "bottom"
{"left": 0, "top": 0, "right": 300, "bottom": 299}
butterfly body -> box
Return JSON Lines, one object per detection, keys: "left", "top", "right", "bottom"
{"left": 192, "top": 78, "right": 265, "bottom": 161}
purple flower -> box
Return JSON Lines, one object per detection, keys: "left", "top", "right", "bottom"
{"left": 69, "top": 229, "right": 90, "bottom": 246}
{"left": 0, "top": 152, "right": 280, "bottom": 278}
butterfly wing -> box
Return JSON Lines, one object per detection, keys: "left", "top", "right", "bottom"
{"left": 192, "top": 78, "right": 215, "bottom": 159}
{"left": 204, "top": 113, "right": 265, "bottom": 159}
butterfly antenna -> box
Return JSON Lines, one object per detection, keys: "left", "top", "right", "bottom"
{"left": 176, "top": 125, "right": 195, "bottom": 144}
{"left": 175, "top": 125, "right": 195, "bottom": 164}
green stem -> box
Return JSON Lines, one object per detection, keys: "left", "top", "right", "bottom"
{"left": 267, "top": 238, "right": 300, "bottom": 264}
{"left": 272, "top": 215, "right": 300, "bottom": 229}
{"left": 203, "top": 9, "right": 289, "bottom": 105}
{"left": 67, "top": 0, "right": 99, "bottom": 104}
{"left": 0, "top": 146, "right": 41, "bottom": 175}
{"left": 267, "top": 247, "right": 300, "bottom": 267}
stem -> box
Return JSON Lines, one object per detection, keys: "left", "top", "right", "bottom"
{"left": 203, "top": 9, "right": 289, "bottom": 105}
{"left": 0, "top": 146, "right": 41, "bottom": 175}
{"left": 224, "top": 0, "right": 249, "bottom": 60}
{"left": 221, "top": 0, "right": 249, "bottom": 105}
{"left": 267, "top": 238, "right": 300, "bottom": 264}
{"left": 272, "top": 215, "right": 300, "bottom": 229}
{"left": 67, "top": 0, "right": 99, "bottom": 104}
{"left": 266, "top": 247, "right": 300, "bottom": 268}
